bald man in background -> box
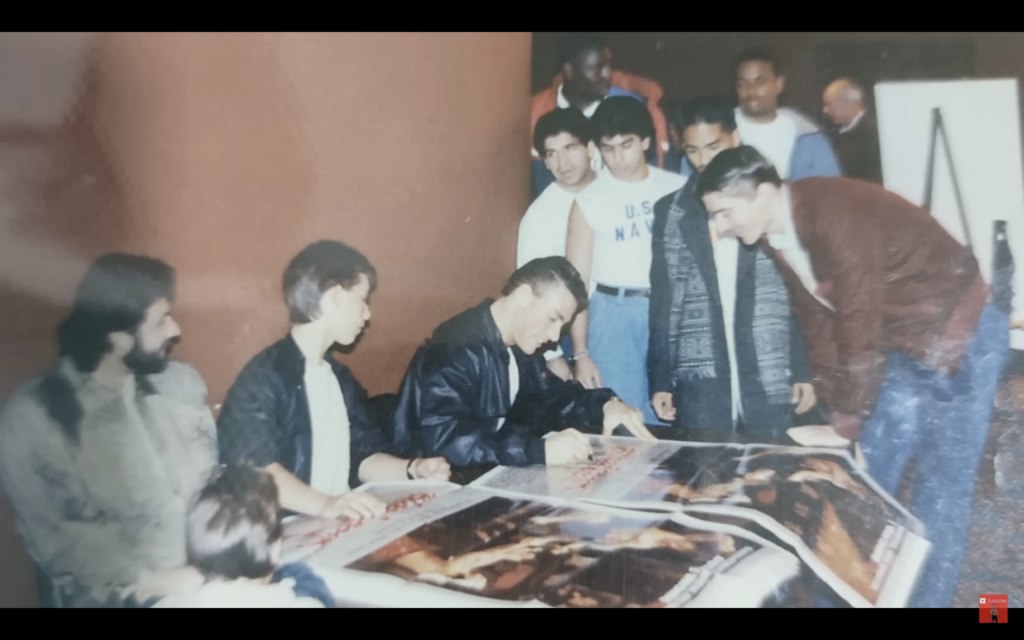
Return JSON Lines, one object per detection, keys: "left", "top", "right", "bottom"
{"left": 822, "top": 78, "right": 883, "bottom": 184}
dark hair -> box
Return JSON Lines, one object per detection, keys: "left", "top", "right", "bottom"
{"left": 186, "top": 465, "right": 283, "bottom": 581}
{"left": 41, "top": 254, "right": 174, "bottom": 444}
{"left": 502, "top": 257, "right": 589, "bottom": 314}
{"left": 673, "top": 95, "right": 737, "bottom": 136}
{"left": 735, "top": 47, "right": 782, "bottom": 77}
{"left": 695, "top": 145, "right": 782, "bottom": 199}
{"left": 533, "top": 108, "right": 593, "bottom": 156}
{"left": 591, "top": 96, "right": 655, "bottom": 145}
{"left": 56, "top": 253, "right": 175, "bottom": 374}
{"left": 283, "top": 240, "right": 377, "bottom": 325}
{"left": 559, "top": 32, "right": 608, "bottom": 67}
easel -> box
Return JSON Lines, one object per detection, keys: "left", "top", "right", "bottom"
{"left": 921, "top": 107, "right": 973, "bottom": 249}
{"left": 922, "top": 106, "right": 1015, "bottom": 315}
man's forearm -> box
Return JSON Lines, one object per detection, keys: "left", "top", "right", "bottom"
{"left": 358, "top": 452, "right": 412, "bottom": 483}
{"left": 570, "top": 310, "right": 589, "bottom": 354}
{"left": 266, "top": 463, "right": 329, "bottom": 516}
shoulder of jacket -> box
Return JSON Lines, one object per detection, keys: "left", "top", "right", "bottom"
{"left": 146, "top": 360, "right": 210, "bottom": 406}
{"left": 612, "top": 70, "right": 663, "bottom": 100}
{"left": 0, "top": 375, "right": 49, "bottom": 436}
{"left": 653, "top": 185, "right": 684, "bottom": 214}
{"left": 228, "top": 347, "right": 290, "bottom": 395}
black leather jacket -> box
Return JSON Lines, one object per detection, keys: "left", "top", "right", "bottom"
{"left": 217, "top": 334, "right": 390, "bottom": 489}
{"left": 392, "top": 300, "right": 616, "bottom": 467}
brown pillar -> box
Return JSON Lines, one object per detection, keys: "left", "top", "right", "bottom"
{"left": 0, "top": 31, "right": 531, "bottom": 606}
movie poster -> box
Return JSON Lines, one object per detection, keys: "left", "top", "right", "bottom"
{"left": 471, "top": 436, "right": 695, "bottom": 503}
{"left": 280, "top": 480, "right": 466, "bottom": 565}
{"left": 474, "top": 437, "right": 930, "bottom": 608}
{"left": 283, "top": 482, "right": 799, "bottom": 607}
{"left": 340, "top": 493, "right": 799, "bottom": 608}
{"left": 678, "top": 446, "right": 930, "bottom": 608}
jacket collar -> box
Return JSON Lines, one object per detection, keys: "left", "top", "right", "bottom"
{"left": 782, "top": 182, "right": 812, "bottom": 252}
{"left": 59, "top": 356, "right": 158, "bottom": 400}
{"left": 840, "top": 109, "right": 866, "bottom": 134}
{"left": 473, "top": 299, "right": 507, "bottom": 352}
{"left": 433, "top": 299, "right": 509, "bottom": 354}
{"left": 273, "top": 330, "right": 347, "bottom": 384}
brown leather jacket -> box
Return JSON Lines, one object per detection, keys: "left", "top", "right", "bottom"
{"left": 760, "top": 178, "right": 988, "bottom": 439}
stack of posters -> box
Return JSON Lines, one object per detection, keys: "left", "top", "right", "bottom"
{"left": 282, "top": 480, "right": 800, "bottom": 608}
{"left": 473, "top": 437, "right": 930, "bottom": 608}
{"left": 280, "top": 437, "right": 929, "bottom": 608}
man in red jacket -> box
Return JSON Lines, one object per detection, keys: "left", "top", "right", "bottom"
{"left": 530, "top": 33, "right": 670, "bottom": 200}
{"left": 695, "top": 146, "right": 1010, "bottom": 609}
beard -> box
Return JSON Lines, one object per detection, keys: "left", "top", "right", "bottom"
{"left": 123, "top": 336, "right": 177, "bottom": 375}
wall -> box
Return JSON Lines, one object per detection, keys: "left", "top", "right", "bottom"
{"left": 0, "top": 32, "right": 531, "bottom": 607}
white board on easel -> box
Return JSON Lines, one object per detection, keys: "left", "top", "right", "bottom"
{"left": 875, "top": 78, "right": 1024, "bottom": 349}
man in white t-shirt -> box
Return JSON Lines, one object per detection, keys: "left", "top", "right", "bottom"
{"left": 518, "top": 108, "right": 598, "bottom": 381}
{"left": 218, "top": 241, "right": 451, "bottom": 523}
{"left": 566, "top": 96, "right": 687, "bottom": 426}
{"left": 732, "top": 48, "right": 841, "bottom": 182}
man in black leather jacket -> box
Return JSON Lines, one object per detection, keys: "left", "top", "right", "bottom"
{"left": 392, "top": 256, "right": 656, "bottom": 468}
{"left": 217, "top": 241, "right": 450, "bottom": 523}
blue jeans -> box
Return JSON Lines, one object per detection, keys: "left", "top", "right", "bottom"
{"left": 559, "top": 335, "right": 574, "bottom": 361}
{"left": 815, "top": 303, "right": 1009, "bottom": 608}
{"left": 587, "top": 290, "right": 663, "bottom": 426}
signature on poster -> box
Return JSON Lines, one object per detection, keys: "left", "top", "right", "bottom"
{"left": 285, "top": 492, "right": 438, "bottom": 552}
{"left": 563, "top": 445, "right": 639, "bottom": 490}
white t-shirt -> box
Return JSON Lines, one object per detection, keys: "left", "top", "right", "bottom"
{"left": 518, "top": 182, "right": 584, "bottom": 361}
{"left": 517, "top": 182, "right": 578, "bottom": 269}
{"left": 735, "top": 109, "right": 797, "bottom": 179}
{"left": 766, "top": 186, "right": 835, "bottom": 312}
{"left": 496, "top": 348, "right": 520, "bottom": 431}
{"left": 710, "top": 222, "right": 743, "bottom": 421}
{"left": 575, "top": 166, "right": 686, "bottom": 289}
{"left": 304, "top": 362, "right": 351, "bottom": 496}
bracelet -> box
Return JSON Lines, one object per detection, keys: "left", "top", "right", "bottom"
{"left": 573, "top": 350, "right": 589, "bottom": 361}
{"left": 406, "top": 458, "right": 417, "bottom": 480}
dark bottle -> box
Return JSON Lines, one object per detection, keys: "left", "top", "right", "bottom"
{"left": 992, "top": 220, "right": 1014, "bottom": 315}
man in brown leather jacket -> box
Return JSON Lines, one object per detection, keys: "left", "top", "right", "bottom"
{"left": 695, "top": 146, "right": 1010, "bottom": 609}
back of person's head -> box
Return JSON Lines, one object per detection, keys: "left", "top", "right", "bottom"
{"left": 591, "top": 96, "right": 655, "bottom": 144}
{"left": 283, "top": 240, "right": 377, "bottom": 325}
{"left": 534, "top": 108, "right": 593, "bottom": 155}
{"left": 559, "top": 32, "right": 609, "bottom": 67}
{"left": 735, "top": 47, "right": 782, "bottom": 77}
{"left": 186, "top": 465, "right": 283, "bottom": 581}
{"left": 695, "top": 145, "right": 782, "bottom": 199}
{"left": 674, "top": 95, "right": 738, "bottom": 135}
{"left": 57, "top": 253, "right": 175, "bottom": 374}
{"left": 502, "top": 256, "right": 589, "bottom": 314}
